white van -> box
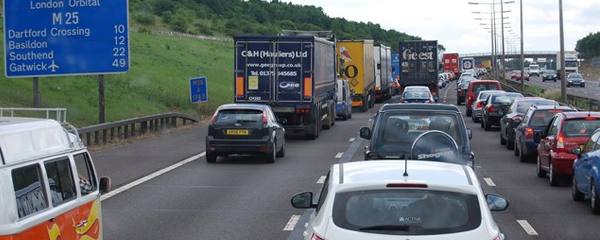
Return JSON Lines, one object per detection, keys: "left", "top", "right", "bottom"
{"left": 529, "top": 64, "right": 540, "bottom": 77}
{"left": 0, "top": 117, "right": 111, "bottom": 240}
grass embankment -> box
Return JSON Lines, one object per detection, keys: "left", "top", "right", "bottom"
{"left": 0, "top": 30, "right": 234, "bottom": 127}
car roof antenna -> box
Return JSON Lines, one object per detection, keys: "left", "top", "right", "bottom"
{"left": 403, "top": 155, "right": 409, "bottom": 180}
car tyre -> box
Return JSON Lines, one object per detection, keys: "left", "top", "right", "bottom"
{"left": 265, "top": 141, "right": 276, "bottom": 163}
{"left": 581, "top": 83, "right": 585, "bottom": 88}
{"left": 549, "top": 162, "right": 560, "bottom": 186}
{"left": 536, "top": 156, "right": 547, "bottom": 178}
{"left": 276, "top": 138, "right": 285, "bottom": 158}
{"left": 514, "top": 141, "right": 520, "bottom": 156}
{"left": 592, "top": 181, "right": 600, "bottom": 215}
{"left": 206, "top": 151, "right": 217, "bottom": 163}
{"left": 572, "top": 177, "right": 585, "bottom": 202}
{"left": 484, "top": 118, "right": 491, "bottom": 131}
{"left": 518, "top": 143, "right": 528, "bottom": 162}
{"left": 480, "top": 118, "right": 484, "bottom": 129}
{"left": 500, "top": 132, "right": 506, "bottom": 145}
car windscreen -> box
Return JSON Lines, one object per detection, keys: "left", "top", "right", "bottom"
{"left": 529, "top": 109, "right": 575, "bottom": 127}
{"left": 215, "top": 109, "right": 263, "bottom": 125}
{"left": 373, "top": 112, "right": 463, "bottom": 158}
{"left": 332, "top": 189, "right": 481, "bottom": 235}
{"left": 562, "top": 119, "right": 600, "bottom": 137}
{"left": 516, "top": 100, "right": 556, "bottom": 114}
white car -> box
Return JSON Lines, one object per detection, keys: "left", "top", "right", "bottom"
{"left": 292, "top": 159, "right": 509, "bottom": 240}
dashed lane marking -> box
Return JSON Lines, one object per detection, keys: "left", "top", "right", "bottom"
{"left": 349, "top": 138, "right": 355, "bottom": 142}
{"left": 316, "top": 176, "right": 326, "bottom": 184}
{"left": 283, "top": 215, "right": 301, "bottom": 231}
{"left": 517, "top": 220, "right": 539, "bottom": 235}
{"left": 335, "top": 152, "right": 344, "bottom": 159}
{"left": 101, "top": 152, "right": 204, "bottom": 201}
{"left": 483, "top": 178, "right": 496, "bottom": 187}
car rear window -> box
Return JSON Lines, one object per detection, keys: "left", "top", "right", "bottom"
{"left": 332, "top": 189, "right": 481, "bottom": 235}
{"left": 471, "top": 83, "right": 500, "bottom": 95}
{"left": 403, "top": 91, "right": 431, "bottom": 99}
{"left": 516, "top": 100, "right": 557, "bottom": 114}
{"left": 215, "top": 109, "right": 263, "bottom": 125}
{"left": 529, "top": 109, "right": 574, "bottom": 127}
{"left": 562, "top": 119, "right": 600, "bottom": 137}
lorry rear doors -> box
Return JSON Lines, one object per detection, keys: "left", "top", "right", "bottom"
{"left": 235, "top": 39, "right": 313, "bottom": 104}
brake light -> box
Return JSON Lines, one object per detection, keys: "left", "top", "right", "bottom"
{"left": 387, "top": 183, "right": 428, "bottom": 188}
{"left": 556, "top": 134, "right": 565, "bottom": 149}
{"left": 488, "top": 106, "right": 496, "bottom": 113}
{"left": 491, "top": 234, "right": 504, "bottom": 240}
{"left": 585, "top": 117, "right": 597, "bottom": 120}
{"left": 525, "top": 128, "right": 534, "bottom": 139}
{"left": 262, "top": 111, "right": 268, "bottom": 124}
{"left": 477, "top": 102, "right": 483, "bottom": 108}
{"left": 310, "top": 233, "right": 325, "bottom": 240}
{"left": 211, "top": 112, "right": 218, "bottom": 124}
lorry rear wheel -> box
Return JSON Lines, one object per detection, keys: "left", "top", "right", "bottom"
{"left": 361, "top": 96, "right": 369, "bottom": 112}
{"left": 330, "top": 103, "right": 336, "bottom": 126}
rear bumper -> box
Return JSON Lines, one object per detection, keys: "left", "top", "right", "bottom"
{"left": 206, "top": 137, "right": 271, "bottom": 154}
{"left": 486, "top": 115, "right": 503, "bottom": 125}
{"left": 551, "top": 152, "right": 577, "bottom": 175}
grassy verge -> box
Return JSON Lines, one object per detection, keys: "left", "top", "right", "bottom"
{"left": 1, "top": 26, "right": 234, "bottom": 127}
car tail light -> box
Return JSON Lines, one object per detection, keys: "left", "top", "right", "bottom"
{"left": 585, "top": 117, "right": 597, "bottom": 120}
{"left": 262, "top": 111, "right": 268, "bottom": 124}
{"left": 487, "top": 106, "right": 496, "bottom": 113}
{"left": 491, "top": 234, "right": 504, "bottom": 240}
{"left": 510, "top": 116, "right": 522, "bottom": 123}
{"left": 556, "top": 133, "right": 565, "bottom": 150}
{"left": 477, "top": 102, "right": 483, "bottom": 108}
{"left": 211, "top": 112, "right": 218, "bottom": 124}
{"left": 310, "top": 233, "right": 325, "bottom": 240}
{"left": 525, "top": 128, "right": 534, "bottom": 139}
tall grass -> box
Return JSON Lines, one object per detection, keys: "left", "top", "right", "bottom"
{"left": 0, "top": 28, "right": 234, "bottom": 127}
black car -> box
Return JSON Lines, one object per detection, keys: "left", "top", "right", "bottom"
{"left": 541, "top": 70, "right": 557, "bottom": 82}
{"left": 566, "top": 73, "right": 586, "bottom": 87}
{"left": 205, "top": 104, "right": 285, "bottom": 163}
{"left": 499, "top": 97, "right": 558, "bottom": 149}
{"left": 480, "top": 92, "right": 523, "bottom": 131}
{"left": 359, "top": 103, "right": 474, "bottom": 166}
{"left": 456, "top": 79, "right": 475, "bottom": 105}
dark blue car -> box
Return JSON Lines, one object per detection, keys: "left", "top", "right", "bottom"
{"left": 514, "top": 105, "right": 577, "bottom": 162}
{"left": 571, "top": 128, "right": 600, "bottom": 214}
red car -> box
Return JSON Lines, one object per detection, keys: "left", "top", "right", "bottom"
{"left": 537, "top": 112, "right": 600, "bottom": 186}
{"left": 510, "top": 71, "right": 529, "bottom": 81}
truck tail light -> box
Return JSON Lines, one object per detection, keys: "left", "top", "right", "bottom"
{"left": 525, "top": 128, "right": 534, "bottom": 139}
{"left": 236, "top": 77, "right": 244, "bottom": 96}
{"left": 304, "top": 77, "right": 312, "bottom": 97}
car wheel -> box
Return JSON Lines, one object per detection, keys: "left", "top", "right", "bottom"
{"left": 265, "top": 141, "right": 276, "bottom": 163}
{"left": 276, "top": 138, "right": 285, "bottom": 158}
{"left": 518, "top": 143, "right": 528, "bottom": 162}
{"left": 348, "top": 112, "right": 352, "bottom": 119}
{"left": 566, "top": 84, "right": 570, "bottom": 88}
{"left": 554, "top": 79, "right": 557, "bottom": 82}
{"left": 514, "top": 140, "right": 520, "bottom": 156}
{"left": 305, "top": 123, "right": 318, "bottom": 140}
{"left": 581, "top": 84, "right": 585, "bottom": 88}
{"left": 536, "top": 156, "right": 547, "bottom": 178}
{"left": 484, "top": 118, "right": 491, "bottom": 131}
{"left": 572, "top": 177, "right": 585, "bottom": 201}
{"left": 592, "top": 181, "right": 600, "bottom": 214}
{"left": 206, "top": 151, "right": 217, "bottom": 163}
{"left": 549, "top": 162, "right": 560, "bottom": 186}
{"left": 500, "top": 132, "right": 506, "bottom": 145}
{"left": 480, "top": 118, "right": 484, "bottom": 129}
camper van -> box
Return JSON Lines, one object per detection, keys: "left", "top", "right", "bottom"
{"left": 0, "top": 117, "right": 111, "bottom": 240}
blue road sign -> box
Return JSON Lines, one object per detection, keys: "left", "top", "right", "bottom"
{"left": 190, "top": 77, "right": 208, "bottom": 103}
{"left": 3, "top": 0, "right": 130, "bottom": 78}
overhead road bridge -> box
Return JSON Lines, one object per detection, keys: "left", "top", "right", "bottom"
{"left": 460, "top": 51, "right": 558, "bottom": 62}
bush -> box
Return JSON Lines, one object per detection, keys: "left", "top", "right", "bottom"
{"left": 134, "top": 13, "right": 156, "bottom": 26}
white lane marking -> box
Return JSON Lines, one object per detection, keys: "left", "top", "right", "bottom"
{"left": 517, "top": 220, "right": 539, "bottom": 235}
{"left": 100, "top": 152, "right": 204, "bottom": 201}
{"left": 283, "top": 215, "right": 301, "bottom": 231}
{"left": 484, "top": 178, "right": 496, "bottom": 187}
{"left": 349, "top": 138, "right": 355, "bottom": 142}
{"left": 316, "top": 176, "right": 326, "bottom": 184}
{"left": 335, "top": 152, "right": 344, "bottom": 159}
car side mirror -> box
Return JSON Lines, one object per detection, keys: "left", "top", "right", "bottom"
{"left": 571, "top": 147, "right": 582, "bottom": 156}
{"left": 486, "top": 194, "right": 509, "bottom": 211}
{"left": 99, "top": 176, "right": 111, "bottom": 195}
{"left": 359, "top": 126, "right": 372, "bottom": 140}
{"left": 467, "top": 128, "right": 473, "bottom": 140}
{"left": 291, "top": 192, "right": 316, "bottom": 209}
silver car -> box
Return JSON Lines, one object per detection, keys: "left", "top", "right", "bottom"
{"left": 471, "top": 90, "right": 505, "bottom": 123}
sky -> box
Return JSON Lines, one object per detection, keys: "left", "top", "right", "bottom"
{"left": 283, "top": 0, "right": 600, "bottom": 55}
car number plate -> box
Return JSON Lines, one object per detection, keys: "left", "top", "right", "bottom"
{"left": 227, "top": 129, "right": 249, "bottom": 135}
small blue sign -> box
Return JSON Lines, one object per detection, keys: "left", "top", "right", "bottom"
{"left": 190, "top": 77, "right": 208, "bottom": 103}
{"left": 3, "top": 0, "right": 130, "bottom": 78}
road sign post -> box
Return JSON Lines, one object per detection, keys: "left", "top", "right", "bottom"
{"left": 190, "top": 77, "right": 208, "bottom": 103}
{"left": 3, "top": 1, "right": 130, "bottom": 77}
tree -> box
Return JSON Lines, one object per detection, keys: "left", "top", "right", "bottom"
{"left": 576, "top": 32, "right": 600, "bottom": 59}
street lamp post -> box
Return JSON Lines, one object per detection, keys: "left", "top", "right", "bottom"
{"left": 559, "top": 0, "right": 566, "bottom": 101}
{"left": 520, "top": 0, "right": 525, "bottom": 91}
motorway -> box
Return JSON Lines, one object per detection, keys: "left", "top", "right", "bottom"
{"left": 504, "top": 73, "right": 600, "bottom": 101}
{"left": 95, "top": 81, "right": 599, "bottom": 240}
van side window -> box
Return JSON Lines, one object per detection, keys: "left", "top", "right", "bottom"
{"left": 12, "top": 164, "right": 48, "bottom": 218}
{"left": 74, "top": 153, "right": 97, "bottom": 195}
{"left": 45, "top": 158, "right": 76, "bottom": 205}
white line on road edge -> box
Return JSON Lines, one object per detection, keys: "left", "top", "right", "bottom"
{"left": 283, "top": 215, "right": 301, "bottom": 231}
{"left": 317, "top": 176, "right": 326, "bottom": 184}
{"left": 335, "top": 152, "right": 344, "bottom": 159}
{"left": 483, "top": 178, "right": 496, "bottom": 187}
{"left": 349, "top": 138, "right": 355, "bottom": 142}
{"left": 100, "top": 152, "right": 205, "bottom": 201}
{"left": 517, "top": 220, "right": 539, "bottom": 235}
